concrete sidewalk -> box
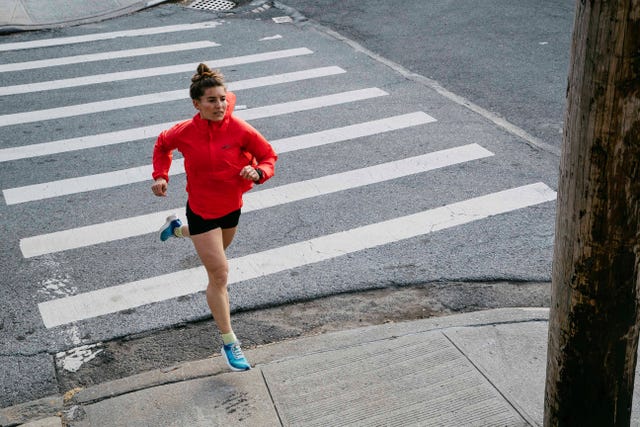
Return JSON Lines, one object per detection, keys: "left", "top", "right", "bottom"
{"left": 5, "top": 308, "right": 640, "bottom": 426}
{"left": 0, "top": 0, "right": 168, "bottom": 33}
{"left": 5, "top": 307, "right": 640, "bottom": 427}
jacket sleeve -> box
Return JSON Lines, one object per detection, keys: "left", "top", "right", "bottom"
{"left": 243, "top": 125, "right": 277, "bottom": 184}
{"left": 152, "top": 129, "right": 175, "bottom": 182}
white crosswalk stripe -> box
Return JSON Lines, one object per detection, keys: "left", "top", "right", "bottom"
{"left": 0, "top": 123, "right": 169, "bottom": 163}
{"left": 0, "top": 21, "right": 223, "bottom": 52}
{"left": 0, "top": 48, "right": 313, "bottom": 96}
{"left": 0, "top": 41, "right": 220, "bottom": 72}
{"left": 37, "top": 183, "right": 556, "bottom": 328}
{"left": 0, "top": 107, "right": 420, "bottom": 162}
{"left": 20, "top": 143, "right": 483, "bottom": 258}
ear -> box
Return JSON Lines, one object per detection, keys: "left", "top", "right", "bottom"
{"left": 192, "top": 98, "right": 200, "bottom": 111}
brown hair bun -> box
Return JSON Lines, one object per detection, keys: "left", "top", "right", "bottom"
{"left": 190, "top": 63, "right": 226, "bottom": 99}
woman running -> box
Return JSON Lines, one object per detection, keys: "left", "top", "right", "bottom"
{"left": 151, "top": 63, "right": 277, "bottom": 371}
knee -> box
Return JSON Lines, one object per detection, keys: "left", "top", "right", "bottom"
{"left": 206, "top": 263, "right": 228, "bottom": 289}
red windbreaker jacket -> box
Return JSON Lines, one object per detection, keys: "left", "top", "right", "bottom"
{"left": 152, "top": 92, "right": 277, "bottom": 219}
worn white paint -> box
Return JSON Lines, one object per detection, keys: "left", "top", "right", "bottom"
{"left": 260, "top": 35, "right": 283, "bottom": 41}
{"left": 56, "top": 344, "right": 104, "bottom": 372}
{"left": 38, "top": 275, "right": 76, "bottom": 297}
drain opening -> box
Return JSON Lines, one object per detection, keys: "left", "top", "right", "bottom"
{"left": 189, "top": 0, "right": 237, "bottom": 11}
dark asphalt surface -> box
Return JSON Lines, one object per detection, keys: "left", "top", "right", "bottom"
{"left": 281, "top": 0, "right": 575, "bottom": 150}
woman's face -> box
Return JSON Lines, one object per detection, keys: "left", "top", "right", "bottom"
{"left": 193, "top": 86, "right": 227, "bottom": 122}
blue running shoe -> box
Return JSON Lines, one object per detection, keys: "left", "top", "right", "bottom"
{"left": 222, "top": 341, "right": 251, "bottom": 371}
{"left": 159, "top": 214, "right": 182, "bottom": 241}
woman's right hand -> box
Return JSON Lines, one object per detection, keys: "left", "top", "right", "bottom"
{"left": 152, "top": 178, "right": 168, "bottom": 197}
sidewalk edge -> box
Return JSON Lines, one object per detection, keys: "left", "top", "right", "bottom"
{"left": 0, "top": 308, "right": 549, "bottom": 426}
{"left": 71, "top": 308, "right": 549, "bottom": 404}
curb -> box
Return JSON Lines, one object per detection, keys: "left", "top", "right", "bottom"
{"left": 0, "top": 308, "right": 550, "bottom": 426}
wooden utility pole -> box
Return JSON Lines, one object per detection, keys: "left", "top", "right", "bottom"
{"left": 544, "top": 0, "right": 640, "bottom": 425}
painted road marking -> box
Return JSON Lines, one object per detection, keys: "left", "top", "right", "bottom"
{"left": 3, "top": 88, "right": 390, "bottom": 204}
{"left": 0, "top": 102, "right": 416, "bottom": 162}
{"left": 0, "top": 21, "right": 223, "bottom": 52}
{"left": 0, "top": 48, "right": 313, "bottom": 96}
{"left": 0, "top": 41, "right": 220, "bottom": 73}
{"left": 0, "top": 66, "right": 345, "bottom": 127}
{"left": 37, "top": 183, "right": 556, "bottom": 328}
{"left": 237, "top": 88, "right": 387, "bottom": 121}
{"left": 0, "top": 123, "right": 170, "bottom": 163}
{"left": 22, "top": 143, "right": 483, "bottom": 259}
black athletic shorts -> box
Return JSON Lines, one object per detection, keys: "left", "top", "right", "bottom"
{"left": 186, "top": 202, "right": 241, "bottom": 236}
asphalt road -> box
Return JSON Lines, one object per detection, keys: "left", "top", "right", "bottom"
{"left": 0, "top": 0, "right": 568, "bottom": 408}
{"left": 282, "top": 0, "right": 575, "bottom": 151}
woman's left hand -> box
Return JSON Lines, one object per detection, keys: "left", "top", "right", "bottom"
{"left": 239, "top": 165, "right": 260, "bottom": 182}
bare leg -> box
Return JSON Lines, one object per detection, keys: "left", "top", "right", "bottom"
{"left": 181, "top": 224, "right": 235, "bottom": 243}
{"left": 190, "top": 227, "right": 237, "bottom": 334}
